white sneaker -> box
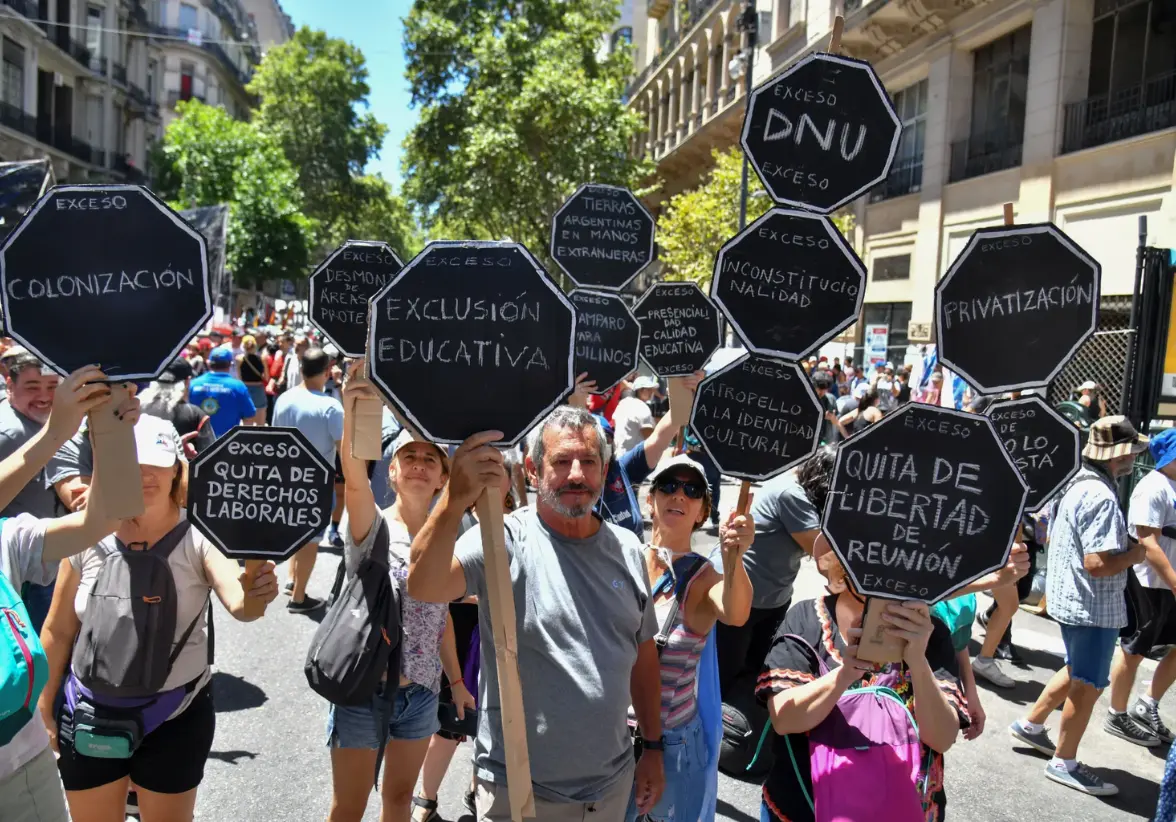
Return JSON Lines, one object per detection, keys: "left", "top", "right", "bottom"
{"left": 973, "top": 656, "right": 1016, "bottom": 689}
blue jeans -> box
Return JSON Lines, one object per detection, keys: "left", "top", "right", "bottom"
{"left": 625, "top": 715, "right": 708, "bottom": 822}
{"left": 1059, "top": 623, "right": 1119, "bottom": 689}
{"left": 326, "top": 682, "right": 440, "bottom": 747}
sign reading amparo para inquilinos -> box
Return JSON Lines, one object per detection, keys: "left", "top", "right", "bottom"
{"left": 188, "top": 427, "right": 335, "bottom": 562}
{"left": 823, "top": 404, "right": 1027, "bottom": 603}
{"left": 690, "top": 354, "right": 823, "bottom": 482}
{"left": 309, "top": 240, "right": 403, "bottom": 358}
{"left": 368, "top": 242, "right": 575, "bottom": 447}
{"left": 571, "top": 289, "right": 639, "bottom": 394}
{"left": 0, "top": 185, "right": 210, "bottom": 380}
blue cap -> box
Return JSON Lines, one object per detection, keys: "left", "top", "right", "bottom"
{"left": 594, "top": 414, "right": 614, "bottom": 436}
{"left": 208, "top": 346, "right": 233, "bottom": 365}
{"left": 1151, "top": 428, "right": 1176, "bottom": 470}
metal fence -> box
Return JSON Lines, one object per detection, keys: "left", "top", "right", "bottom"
{"left": 1046, "top": 295, "right": 1134, "bottom": 411}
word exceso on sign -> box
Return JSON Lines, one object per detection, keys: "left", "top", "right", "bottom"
{"left": 690, "top": 354, "right": 823, "bottom": 482}
{"left": 309, "top": 240, "right": 404, "bottom": 358}
{"left": 711, "top": 208, "right": 865, "bottom": 360}
{"left": 986, "top": 395, "right": 1081, "bottom": 512}
{"left": 935, "top": 222, "right": 1101, "bottom": 394}
{"left": 551, "top": 184, "right": 656, "bottom": 292}
{"left": 634, "top": 282, "right": 721, "bottom": 378}
{"left": 741, "top": 53, "right": 901, "bottom": 213}
{"left": 570, "top": 289, "right": 640, "bottom": 394}
{"left": 823, "top": 404, "right": 1027, "bottom": 603}
{"left": 368, "top": 240, "right": 574, "bottom": 447}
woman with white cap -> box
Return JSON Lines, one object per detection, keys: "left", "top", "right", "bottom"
{"left": 625, "top": 453, "right": 754, "bottom": 822}
{"left": 37, "top": 413, "right": 279, "bottom": 822}
{"left": 327, "top": 366, "right": 475, "bottom": 822}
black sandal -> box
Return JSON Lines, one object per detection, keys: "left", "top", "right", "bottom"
{"left": 412, "top": 796, "right": 439, "bottom": 822}
{"left": 464, "top": 787, "right": 477, "bottom": 815}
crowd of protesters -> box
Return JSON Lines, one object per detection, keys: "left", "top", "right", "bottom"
{"left": 0, "top": 323, "right": 1174, "bottom": 822}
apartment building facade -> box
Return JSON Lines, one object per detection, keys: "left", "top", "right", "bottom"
{"left": 240, "top": 0, "right": 292, "bottom": 50}
{"left": 628, "top": 0, "right": 1176, "bottom": 353}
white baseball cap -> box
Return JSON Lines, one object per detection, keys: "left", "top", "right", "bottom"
{"left": 134, "top": 414, "right": 182, "bottom": 468}
{"left": 632, "top": 376, "right": 659, "bottom": 391}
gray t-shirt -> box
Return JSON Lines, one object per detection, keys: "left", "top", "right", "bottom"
{"left": 455, "top": 507, "right": 656, "bottom": 803}
{"left": 743, "top": 474, "right": 820, "bottom": 609}
{"left": 0, "top": 404, "right": 56, "bottom": 519}
{"left": 45, "top": 427, "right": 93, "bottom": 492}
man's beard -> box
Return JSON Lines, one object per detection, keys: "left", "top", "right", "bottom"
{"left": 538, "top": 481, "right": 601, "bottom": 518}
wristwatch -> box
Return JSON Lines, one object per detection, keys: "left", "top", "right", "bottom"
{"left": 640, "top": 736, "right": 666, "bottom": 752}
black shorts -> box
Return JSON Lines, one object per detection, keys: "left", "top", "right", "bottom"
{"left": 1122, "top": 583, "right": 1176, "bottom": 657}
{"left": 57, "top": 684, "right": 216, "bottom": 794}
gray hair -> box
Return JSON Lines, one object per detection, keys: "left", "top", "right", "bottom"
{"left": 139, "top": 380, "right": 188, "bottom": 419}
{"left": 526, "top": 406, "right": 611, "bottom": 469}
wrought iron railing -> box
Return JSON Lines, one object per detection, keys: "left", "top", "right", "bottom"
{"left": 869, "top": 157, "right": 923, "bottom": 202}
{"left": 949, "top": 128, "right": 1024, "bottom": 182}
{"left": 1061, "top": 70, "right": 1176, "bottom": 154}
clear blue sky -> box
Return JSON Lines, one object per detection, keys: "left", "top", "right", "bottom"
{"left": 279, "top": 0, "right": 416, "bottom": 190}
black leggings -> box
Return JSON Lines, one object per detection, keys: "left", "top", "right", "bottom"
{"left": 716, "top": 601, "right": 790, "bottom": 697}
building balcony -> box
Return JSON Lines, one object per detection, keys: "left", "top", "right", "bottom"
{"left": 0, "top": 101, "right": 35, "bottom": 139}
{"left": 112, "top": 62, "right": 127, "bottom": 86}
{"left": 89, "top": 55, "right": 108, "bottom": 76}
{"left": 38, "top": 121, "right": 96, "bottom": 165}
{"left": 1061, "top": 70, "right": 1176, "bottom": 154}
{"left": 50, "top": 26, "right": 91, "bottom": 68}
{"left": 0, "top": 0, "right": 36, "bottom": 19}
{"left": 92, "top": 149, "right": 106, "bottom": 168}
{"left": 647, "top": 0, "right": 671, "bottom": 20}
{"left": 837, "top": 0, "right": 978, "bottom": 64}
{"left": 869, "top": 157, "right": 923, "bottom": 203}
{"left": 167, "top": 90, "right": 206, "bottom": 108}
{"left": 128, "top": 0, "right": 149, "bottom": 28}
{"left": 113, "top": 154, "right": 147, "bottom": 184}
{"left": 154, "top": 26, "right": 254, "bottom": 88}
{"left": 949, "top": 129, "right": 1023, "bottom": 182}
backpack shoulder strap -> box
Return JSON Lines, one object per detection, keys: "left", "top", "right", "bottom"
{"left": 654, "top": 554, "right": 711, "bottom": 649}
{"left": 168, "top": 592, "right": 209, "bottom": 671}
{"left": 114, "top": 520, "right": 192, "bottom": 559}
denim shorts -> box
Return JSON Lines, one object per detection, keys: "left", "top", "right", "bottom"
{"left": 624, "top": 715, "right": 709, "bottom": 822}
{"left": 326, "top": 682, "right": 440, "bottom": 748}
{"left": 1060, "top": 623, "right": 1120, "bottom": 689}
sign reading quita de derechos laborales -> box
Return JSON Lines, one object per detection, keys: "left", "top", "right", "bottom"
{"left": 0, "top": 185, "right": 210, "bottom": 380}
{"left": 551, "top": 184, "right": 655, "bottom": 292}
{"left": 309, "top": 240, "right": 403, "bottom": 358}
{"left": 368, "top": 241, "right": 575, "bottom": 447}
{"left": 823, "top": 404, "right": 1027, "bottom": 603}
{"left": 187, "top": 427, "right": 335, "bottom": 562}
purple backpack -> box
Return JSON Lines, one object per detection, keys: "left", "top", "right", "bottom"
{"left": 783, "top": 636, "right": 931, "bottom": 822}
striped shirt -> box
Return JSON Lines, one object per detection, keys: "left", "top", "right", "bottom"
{"left": 653, "top": 573, "right": 710, "bottom": 729}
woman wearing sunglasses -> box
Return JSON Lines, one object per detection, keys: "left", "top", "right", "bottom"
{"left": 626, "top": 455, "right": 754, "bottom": 822}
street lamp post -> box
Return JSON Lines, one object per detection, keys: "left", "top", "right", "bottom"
{"left": 735, "top": 1, "right": 758, "bottom": 232}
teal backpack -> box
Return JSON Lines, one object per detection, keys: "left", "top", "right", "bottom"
{"left": 0, "top": 518, "right": 49, "bottom": 743}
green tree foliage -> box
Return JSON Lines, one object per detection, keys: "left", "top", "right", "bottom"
{"left": 323, "top": 175, "right": 424, "bottom": 262}
{"left": 248, "top": 27, "right": 393, "bottom": 247}
{"left": 658, "top": 147, "right": 854, "bottom": 289}
{"left": 153, "top": 101, "right": 315, "bottom": 289}
{"left": 402, "top": 0, "right": 654, "bottom": 256}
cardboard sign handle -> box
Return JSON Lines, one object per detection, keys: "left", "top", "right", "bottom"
{"left": 87, "top": 384, "right": 144, "bottom": 520}
{"left": 240, "top": 560, "right": 268, "bottom": 619}
{"left": 667, "top": 378, "right": 694, "bottom": 456}
{"left": 350, "top": 358, "right": 384, "bottom": 461}
{"left": 829, "top": 15, "right": 844, "bottom": 53}
{"left": 476, "top": 489, "right": 535, "bottom": 820}
{"left": 1002, "top": 202, "right": 1014, "bottom": 226}
{"left": 857, "top": 597, "right": 907, "bottom": 664}
{"left": 736, "top": 480, "right": 752, "bottom": 515}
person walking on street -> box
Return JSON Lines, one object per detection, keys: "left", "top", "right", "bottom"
{"left": 187, "top": 347, "right": 256, "bottom": 439}
{"left": 1009, "top": 416, "right": 1150, "bottom": 797}
{"left": 408, "top": 406, "right": 665, "bottom": 822}
{"left": 1104, "top": 428, "right": 1176, "bottom": 747}
{"left": 612, "top": 376, "right": 658, "bottom": 457}
{"left": 273, "top": 348, "right": 343, "bottom": 614}
{"left": 236, "top": 335, "right": 269, "bottom": 425}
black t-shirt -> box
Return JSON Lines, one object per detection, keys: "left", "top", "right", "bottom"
{"left": 819, "top": 393, "right": 839, "bottom": 444}
{"left": 897, "top": 378, "right": 912, "bottom": 404}
{"left": 756, "top": 596, "right": 967, "bottom": 822}
{"left": 171, "top": 403, "right": 216, "bottom": 455}
{"left": 240, "top": 352, "right": 266, "bottom": 384}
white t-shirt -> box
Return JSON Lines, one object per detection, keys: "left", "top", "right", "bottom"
{"left": 284, "top": 353, "right": 303, "bottom": 390}
{"left": 612, "top": 396, "right": 653, "bottom": 456}
{"left": 0, "top": 515, "right": 54, "bottom": 780}
{"left": 1129, "top": 470, "right": 1176, "bottom": 589}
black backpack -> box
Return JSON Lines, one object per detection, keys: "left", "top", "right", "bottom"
{"left": 719, "top": 672, "right": 775, "bottom": 779}
{"left": 304, "top": 518, "right": 403, "bottom": 707}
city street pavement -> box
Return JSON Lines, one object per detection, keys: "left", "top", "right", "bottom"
{"left": 192, "top": 479, "right": 1171, "bottom": 822}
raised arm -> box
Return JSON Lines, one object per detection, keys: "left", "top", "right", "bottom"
{"left": 340, "top": 364, "right": 378, "bottom": 544}
{"left": 689, "top": 506, "right": 754, "bottom": 633}
{"left": 644, "top": 371, "right": 703, "bottom": 470}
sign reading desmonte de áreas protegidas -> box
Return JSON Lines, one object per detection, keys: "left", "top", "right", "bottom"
{"left": 551, "top": 184, "right": 655, "bottom": 292}
{"left": 309, "top": 240, "right": 403, "bottom": 358}
{"left": 823, "top": 404, "right": 1027, "bottom": 603}
{"left": 187, "top": 427, "right": 335, "bottom": 562}
{"left": 0, "top": 185, "right": 210, "bottom": 379}
{"left": 368, "top": 242, "right": 575, "bottom": 447}
{"left": 741, "top": 53, "right": 901, "bottom": 214}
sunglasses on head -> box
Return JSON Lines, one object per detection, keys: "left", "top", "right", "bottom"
{"left": 654, "top": 478, "right": 706, "bottom": 499}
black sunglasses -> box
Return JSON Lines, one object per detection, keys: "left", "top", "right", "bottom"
{"left": 654, "top": 478, "right": 706, "bottom": 500}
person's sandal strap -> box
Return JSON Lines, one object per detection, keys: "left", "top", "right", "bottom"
{"left": 412, "top": 797, "right": 439, "bottom": 811}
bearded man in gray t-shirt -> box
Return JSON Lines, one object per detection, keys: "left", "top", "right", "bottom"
{"left": 407, "top": 406, "right": 663, "bottom": 822}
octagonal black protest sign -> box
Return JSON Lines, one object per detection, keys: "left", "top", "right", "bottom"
{"left": 571, "top": 289, "right": 639, "bottom": 394}
{"left": 551, "top": 184, "right": 655, "bottom": 291}
{"left": 823, "top": 404, "right": 1027, "bottom": 603}
{"left": 690, "top": 354, "right": 822, "bottom": 482}
{"left": 712, "top": 208, "right": 865, "bottom": 359}
{"left": 0, "top": 185, "right": 210, "bottom": 379}
{"left": 935, "top": 223, "right": 1100, "bottom": 393}
{"left": 987, "top": 396, "right": 1081, "bottom": 513}
{"left": 188, "top": 427, "right": 334, "bottom": 562}
{"left": 634, "top": 282, "right": 721, "bottom": 377}
{"left": 368, "top": 241, "right": 574, "bottom": 447}
{"left": 741, "top": 53, "right": 900, "bottom": 214}
{"left": 309, "top": 240, "right": 403, "bottom": 358}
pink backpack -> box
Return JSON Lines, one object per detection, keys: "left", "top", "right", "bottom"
{"left": 783, "top": 636, "right": 932, "bottom": 822}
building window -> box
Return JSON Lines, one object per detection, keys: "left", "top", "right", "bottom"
{"left": 861, "top": 303, "right": 912, "bottom": 354}
{"left": 158, "top": 0, "right": 169, "bottom": 26}
{"left": 950, "top": 25, "right": 1030, "bottom": 181}
{"left": 178, "top": 2, "right": 197, "bottom": 31}
{"left": 871, "top": 80, "right": 926, "bottom": 201}
{"left": 180, "top": 61, "right": 194, "bottom": 101}
{"left": 611, "top": 27, "right": 632, "bottom": 53}
{"left": 872, "top": 255, "right": 911, "bottom": 282}
{"left": 2, "top": 38, "right": 24, "bottom": 111}
{"left": 86, "top": 5, "right": 104, "bottom": 57}
{"left": 147, "top": 57, "right": 157, "bottom": 97}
